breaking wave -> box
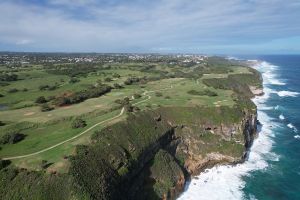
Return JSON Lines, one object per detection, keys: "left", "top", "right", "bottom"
{"left": 287, "top": 123, "right": 298, "bottom": 133}
{"left": 279, "top": 114, "right": 285, "bottom": 120}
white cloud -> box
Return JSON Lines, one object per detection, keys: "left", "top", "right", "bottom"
{"left": 49, "top": 0, "right": 97, "bottom": 7}
{"left": 0, "top": 0, "right": 299, "bottom": 53}
{"left": 16, "top": 39, "right": 34, "bottom": 45}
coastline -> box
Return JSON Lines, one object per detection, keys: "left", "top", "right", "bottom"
{"left": 177, "top": 59, "right": 269, "bottom": 200}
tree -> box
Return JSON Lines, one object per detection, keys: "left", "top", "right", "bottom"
{"left": 72, "top": 118, "right": 87, "bottom": 129}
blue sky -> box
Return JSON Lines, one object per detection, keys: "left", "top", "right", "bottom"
{"left": 0, "top": 0, "right": 300, "bottom": 54}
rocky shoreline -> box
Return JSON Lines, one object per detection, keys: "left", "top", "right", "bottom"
{"left": 172, "top": 68, "right": 263, "bottom": 200}
{"left": 172, "top": 108, "right": 259, "bottom": 200}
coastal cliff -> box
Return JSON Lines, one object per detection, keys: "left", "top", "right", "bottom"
{"left": 67, "top": 65, "right": 263, "bottom": 200}
{"left": 68, "top": 103, "right": 259, "bottom": 200}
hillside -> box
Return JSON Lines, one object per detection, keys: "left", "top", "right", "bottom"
{"left": 0, "top": 54, "right": 262, "bottom": 200}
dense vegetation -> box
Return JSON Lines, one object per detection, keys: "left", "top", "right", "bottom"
{"left": 0, "top": 165, "right": 75, "bottom": 200}
{"left": 53, "top": 84, "right": 112, "bottom": 106}
{"left": 187, "top": 89, "right": 218, "bottom": 96}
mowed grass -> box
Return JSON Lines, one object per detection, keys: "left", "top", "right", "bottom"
{"left": 0, "top": 88, "right": 137, "bottom": 123}
{"left": 11, "top": 112, "right": 126, "bottom": 173}
{"left": 0, "top": 109, "right": 123, "bottom": 158}
{"left": 0, "top": 67, "right": 151, "bottom": 109}
{"left": 138, "top": 78, "right": 235, "bottom": 109}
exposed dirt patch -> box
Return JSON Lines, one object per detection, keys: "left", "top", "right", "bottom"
{"left": 24, "top": 112, "right": 35, "bottom": 116}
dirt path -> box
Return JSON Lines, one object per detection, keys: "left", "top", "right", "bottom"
{"left": 2, "top": 85, "right": 173, "bottom": 160}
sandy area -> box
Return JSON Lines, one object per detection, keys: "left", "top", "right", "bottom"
{"left": 24, "top": 112, "right": 35, "bottom": 116}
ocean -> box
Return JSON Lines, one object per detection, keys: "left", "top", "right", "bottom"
{"left": 177, "top": 55, "right": 300, "bottom": 200}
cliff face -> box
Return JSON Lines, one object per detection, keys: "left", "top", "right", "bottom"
{"left": 69, "top": 106, "right": 258, "bottom": 200}
{"left": 177, "top": 111, "right": 257, "bottom": 177}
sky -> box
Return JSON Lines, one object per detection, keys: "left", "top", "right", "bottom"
{"left": 0, "top": 0, "right": 300, "bottom": 54}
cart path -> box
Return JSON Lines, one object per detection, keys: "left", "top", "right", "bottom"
{"left": 2, "top": 85, "right": 173, "bottom": 160}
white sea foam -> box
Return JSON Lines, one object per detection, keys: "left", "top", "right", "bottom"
{"left": 294, "top": 135, "right": 300, "bottom": 139}
{"left": 178, "top": 60, "right": 278, "bottom": 200}
{"left": 252, "top": 61, "right": 286, "bottom": 86}
{"left": 277, "top": 91, "right": 300, "bottom": 97}
{"left": 279, "top": 114, "right": 285, "bottom": 120}
{"left": 275, "top": 105, "right": 280, "bottom": 110}
{"left": 287, "top": 123, "right": 298, "bottom": 133}
{"left": 260, "top": 106, "right": 273, "bottom": 111}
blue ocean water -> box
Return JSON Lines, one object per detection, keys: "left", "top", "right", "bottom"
{"left": 242, "top": 55, "right": 300, "bottom": 200}
{"left": 178, "top": 55, "right": 300, "bottom": 200}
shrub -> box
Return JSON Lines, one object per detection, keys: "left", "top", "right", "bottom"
{"left": 187, "top": 89, "right": 218, "bottom": 96}
{"left": 0, "top": 121, "right": 5, "bottom": 126}
{"left": 113, "top": 83, "right": 123, "bottom": 89}
{"left": 155, "top": 92, "right": 163, "bottom": 97}
{"left": 133, "top": 93, "right": 142, "bottom": 99}
{"left": 71, "top": 118, "right": 87, "bottom": 129}
{"left": 69, "top": 77, "right": 80, "bottom": 83}
{"left": 124, "top": 104, "right": 134, "bottom": 112}
{"left": 48, "top": 85, "right": 57, "bottom": 91}
{"left": 0, "top": 94, "right": 4, "bottom": 97}
{"left": 124, "top": 77, "right": 140, "bottom": 85}
{"left": 39, "top": 85, "right": 49, "bottom": 90}
{"left": 104, "top": 77, "right": 112, "bottom": 82}
{"left": 0, "top": 160, "right": 11, "bottom": 170}
{"left": 0, "top": 132, "right": 26, "bottom": 144}
{"left": 0, "top": 73, "right": 18, "bottom": 81}
{"left": 40, "top": 160, "right": 50, "bottom": 169}
{"left": 112, "top": 73, "right": 121, "bottom": 78}
{"left": 35, "top": 96, "right": 47, "bottom": 104}
{"left": 40, "top": 103, "right": 53, "bottom": 112}
{"left": 7, "top": 88, "right": 19, "bottom": 93}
